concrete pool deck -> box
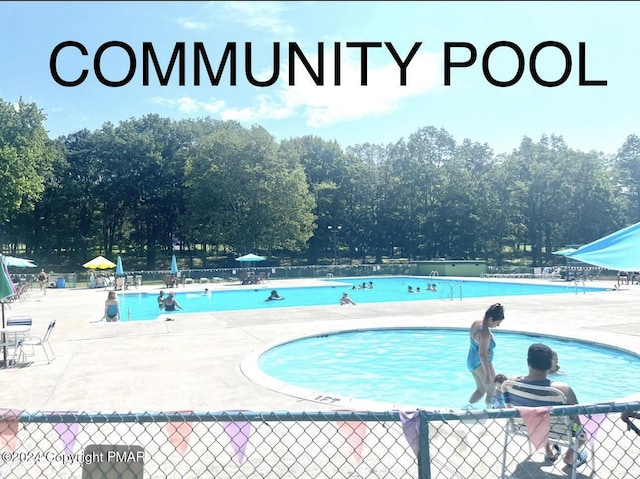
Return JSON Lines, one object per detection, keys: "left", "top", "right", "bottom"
{"left": 1, "top": 277, "right": 639, "bottom": 413}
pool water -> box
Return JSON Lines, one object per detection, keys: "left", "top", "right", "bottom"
{"left": 118, "top": 276, "right": 607, "bottom": 321}
{"left": 256, "top": 329, "right": 639, "bottom": 409}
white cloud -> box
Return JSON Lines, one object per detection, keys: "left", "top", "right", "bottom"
{"left": 221, "top": 95, "right": 294, "bottom": 122}
{"left": 278, "top": 46, "right": 442, "bottom": 127}
{"left": 151, "top": 96, "right": 226, "bottom": 114}
{"left": 177, "top": 1, "right": 295, "bottom": 36}
{"left": 177, "top": 17, "right": 208, "bottom": 31}
{"left": 220, "top": 1, "right": 295, "bottom": 36}
{"left": 151, "top": 45, "right": 442, "bottom": 128}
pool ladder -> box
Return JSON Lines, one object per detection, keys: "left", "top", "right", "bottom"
{"left": 440, "top": 281, "right": 463, "bottom": 301}
{"left": 567, "top": 279, "right": 586, "bottom": 294}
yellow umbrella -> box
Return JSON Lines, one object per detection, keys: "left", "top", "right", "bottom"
{"left": 83, "top": 255, "right": 116, "bottom": 269}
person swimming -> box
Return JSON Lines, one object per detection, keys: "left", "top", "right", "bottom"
{"left": 163, "top": 292, "right": 183, "bottom": 312}
{"left": 549, "top": 349, "right": 565, "bottom": 375}
{"left": 491, "top": 373, "right": 508, "bottom": 408}
{"left": 157, "top": 290, "right": 165, "bottom": 310}
{"left": 266, "top": 290, "right": 284, "bottom": 301}
{"left": 339, "top": 292, "right": 356, "bottom": 305}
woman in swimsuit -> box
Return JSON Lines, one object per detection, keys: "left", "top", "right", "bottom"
{"left": 467, "top": 303, "right": 504, "bottom": 406}
{"left": 163, "top": 292, "right": 183, "bottom": 312}
{"left": 104, "top": 291, "right": 120, "bottom": 322}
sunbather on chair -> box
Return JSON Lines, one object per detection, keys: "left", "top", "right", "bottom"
{"left": 507, "top": 343, "right": 588, "bottom": 468}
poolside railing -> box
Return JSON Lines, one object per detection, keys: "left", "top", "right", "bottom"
{"left": 2, "top": 402, "right": 638, "bottom": 478}
{"left": 567, "top": 279, "right": 587, "bottom": 294}
{"left": 439, "top": 280, "right": 463, "bottom": 301}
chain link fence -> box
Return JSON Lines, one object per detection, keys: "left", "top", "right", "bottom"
{"left": 1, "top": 403, "right": 638, "bottom": 478}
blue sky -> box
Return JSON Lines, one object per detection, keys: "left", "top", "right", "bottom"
{"left": 2, "top": 1, "right": 638, "bottom": 155}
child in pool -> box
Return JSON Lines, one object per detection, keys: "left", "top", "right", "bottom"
{"left": 549, "top": 350, "right": 565, "bottom": 375}
{"left": 491, "top": 373, "right": 508, "bottom": 408}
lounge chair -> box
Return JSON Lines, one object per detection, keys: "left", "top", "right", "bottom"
{"left": 163, "top": 275, "right": 177, "bottom": 288}
{"left": 500, "top": 380, "right": 596, "bottom": 479}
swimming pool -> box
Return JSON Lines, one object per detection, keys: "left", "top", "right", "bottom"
{"left": 118, "top": 276, "right": 608, "bottom": 321}
{"left": 249, "top": 328, "right": 640, "bottom": 409}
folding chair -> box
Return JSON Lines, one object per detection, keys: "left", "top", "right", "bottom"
{"left": 15, "top": 320, "right": 56, "bottom": 364}
{"left": 500, "top": 379, "right": 596, "bottom": 479}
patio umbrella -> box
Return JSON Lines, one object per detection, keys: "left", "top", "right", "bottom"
{"left": 235, "top": 253, "right": 266, "bottom": 271}
{"left": 3, "top": 256, "right": 37, "bottom": 268}
{"left": 83, "top": 256, "right": 116, "bottom": 269}
{"left": 0, "top": 255, "right": 18, "bottom": 364}
{"left": 566, "top": 221, "right": 640, "bottom": 270}
{"left": 235, "top": 253, "right": 266, "bottom": 262}
{"left": 170, "top": 255, "right": 179, "bottom": 275}
{"left": 115, "top": 255, "right": 124, "bottom": 277}
{"left": 552, "top": 248, "right": 577, "bottom": 256}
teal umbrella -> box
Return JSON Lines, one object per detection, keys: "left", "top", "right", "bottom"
{"left": 3, "top": 256, "right": 37, "bottom": 268}
{"left": 0, "top": 255, "right": 18, "bottom": 365}
{"left": 552, "top": 248, "right": 577, "bottom": 256}
{"left": 235, "top": 253, "right": 266, "bottom": 262}
{"left": 116, "top": 255, "right": 124, "bottom": 277}
{"left": 235, "top": 253, "right": 266, "bottom": 270}
{"left": 0, "top": 256, "right": 17, "bottom": 305}
{"left": 170, "top": 255, "right": 179, "bottom": 275}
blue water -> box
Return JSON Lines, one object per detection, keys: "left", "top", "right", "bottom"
{"left": 118, "top": 276, "right": 607, "bottom": 321}
{"left": 257, "top": 329, "right": 640, "bottom": 408}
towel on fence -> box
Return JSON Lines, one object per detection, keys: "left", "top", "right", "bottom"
{"left": 399, "top": 410, "right": 420, "bottom": 456}
{"left": 516, "top": 406, "right": 551, "bottom": 451}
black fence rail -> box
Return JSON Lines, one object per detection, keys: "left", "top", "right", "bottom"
{"left": 1, "top": 402, "right": 638, "bottom": 478}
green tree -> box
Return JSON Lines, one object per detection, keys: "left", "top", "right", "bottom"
{"left": 0, "top": 98, "right": 59, "bottom": 251}
{"left": 280, "top": 136, "right": 353, "bottom": 263}
{"left": 614, "top": 134, "right": 640, "bottom": 223}
{"left": 438, "top": 139, "right": 497, "bottom": 259}
{"left": 380, "top": 127, "right": 455, "bottom": 259}
{"left": 184, "top": 125, "right": 316, "bottom": 255}
{"left": 502, "top": 136, "right": 570, "bottom": 265}
{"left": 556, "top": 149, "right": 622, "bottom": 252}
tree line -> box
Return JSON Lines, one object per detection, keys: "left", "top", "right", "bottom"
{"left": 2, "top": 97, "right": 639, "bottom": 271}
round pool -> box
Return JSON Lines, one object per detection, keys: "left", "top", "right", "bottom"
{"left": 247, "top": 328, "right": 640, "bottom": 409}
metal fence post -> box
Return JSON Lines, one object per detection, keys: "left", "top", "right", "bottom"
{"left": 417, "top": 410, "right": 431, "bottom": 479}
